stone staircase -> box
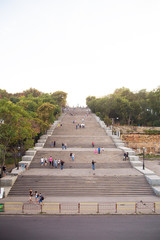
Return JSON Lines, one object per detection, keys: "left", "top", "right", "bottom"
{"left": 7, "top": 108, "right": 156, "bottom": 199}
{"left": 8, "top": 175, "right": 154, "bottom": 197}
{"left": 29, "top": 149, "right": 126, "bottom": 168}
{"left": 29, "top": 162, "right": 131, "bottom": 169}
{"left": 44, "top": 136, "right": 116, "bottom": 148}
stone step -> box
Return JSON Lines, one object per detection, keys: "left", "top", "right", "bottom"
{"left": 44, "top": 136, "right": 115, "bottom": 148}
{"left": 22, "top": 156, "right": 34, "bottom": 161}
{"left": 40, "top": 135, "right": 48, "bottom": 139}
{"left": 35, "top": 143, "right": 44, "bottom": 148}
{"left": 30, "top": 162, "right": 131, "bottom": 169}
{"left": 29, "top": 150, "right": 124, "bottom": 169}
{"left": 8, "top": 175, "right": 155, "bottom": 197}
{"left": 7, "top": 110, "right": 156, "bottom": 199}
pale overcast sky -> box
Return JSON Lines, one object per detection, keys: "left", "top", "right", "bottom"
{"left": 0, "top": 0, "right": 160, "bottom": 106}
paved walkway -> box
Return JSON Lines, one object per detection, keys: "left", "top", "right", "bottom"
{"left": 139, "top": 159, "right": 160, "bottom": 177}
{"left": 22, "top": 168, "right": 141, "bottom": 176}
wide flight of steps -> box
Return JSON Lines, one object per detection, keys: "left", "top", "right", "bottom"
{"left": 28, "top": 149, "right": 128, "bottom": 169}
{"left": 8, "top": 108, "right": 155, "bottom": 198}
{"left": 9, "top": 175, "right": 154, "bottom": 197}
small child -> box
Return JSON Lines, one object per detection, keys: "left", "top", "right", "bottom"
{"left": 35, "top": 191, "right": 39, "bottom": 202}
{"left": 41, "top": 157, "right": 44, "bottom": 166}
{"left": 29, "top": 189, "right": 33, "bottom": 202}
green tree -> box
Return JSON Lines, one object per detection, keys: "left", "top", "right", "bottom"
{"left": 0, "top": 89, "right": 10, "bottom": 99}
{"left": 86, "top": 96, "right": 96, "bottom": 106}
{"left": 51, "top": 91, "right": 67, "bottom": 108}
{"left": 17, "top": 99, "right": 38, "bottom": 113}
{"left": 104, "top": 115, "right": 112, "bottom": 126}
{"left": 23, "top": 88, "right": 42, "bottom": 97}
{"left": 37, "top": 103, "right": 56, "bottom": 124}
{"left": 0, "top": 100, "right": 36, "bottom": 175}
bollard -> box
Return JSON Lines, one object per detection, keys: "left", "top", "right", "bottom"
{"left": 154, "top": 202, "right": 156, "bottom": 213}
{"left": 115, "top": 203, "right": 117, "bottom": 213}
{"left": 59, "top": 203, "right": 61, "bottom": 214}
{"left": 135, "top": 203, "right": 137, "bottom": 214}
{"left": 78, "top": 203, "right": 80, "bottom": 214}
{"left": 40, "top": 204, "right": 43, "bottom": 214}
{"left": 97, "top": 203, "right": 99, "bottom": 214}
{"left": 22, "top": 203, "right": 24, "bottom": 214}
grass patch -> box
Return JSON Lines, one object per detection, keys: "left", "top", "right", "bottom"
{"left": 138, "top": 153, "right": 160, "bottom": 160}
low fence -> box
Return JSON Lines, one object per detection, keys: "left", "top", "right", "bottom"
{"left": 1, "top": 201, "right": 160, "bottom": 214}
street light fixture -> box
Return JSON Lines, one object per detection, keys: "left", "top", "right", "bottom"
{"left": 17, "top": 146, "right": 21, "bottom": 170}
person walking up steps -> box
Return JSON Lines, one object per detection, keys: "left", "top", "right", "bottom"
{"left": 44, "top": 157, "right": 47, "bottom": 166}
{"left": 51, "top": 141, "right": 54, "bottom": 148}
{"left": 35, "top": 191, "right": 39, "bottom": 203}
{"left": 54, "top": 159, "right": 57, "bottom": 168}
{"left": 61, "top": 160, "right": 64, "bottom": 170}
{"left": 92, "top": 160, "right": 96, "bottom": 175}
{"left": 123, "top": 152, "right": 129, "bottom": 161}
{"left": 49, "top": 156, "right": 52, "bottom": 166}
{"left": 41, "top": 157, "right": 44, "bottom": 166}
{"left": 29, "top": 189, "right": 33, "bottom": 202}
{"left": 98, "top": 147, "right": 101, "bottom": 154}
{"left": 52, "top": 158, "right": 54, "bottom": 167}
{"left": 38, "top": 193, "right": 44, "bottom": 205}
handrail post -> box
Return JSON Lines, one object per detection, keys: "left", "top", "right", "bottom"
{"left": 78, "top": 203, "right": 80, "bottom": 214}
{"left": 40, "top": 204, "right": 43, "bottom": 214}
{"left": 59, "top": 203, "right": 61, "bottom": 214}
{"left": 154, "top": 202, "right": 156, "bottom": 213}
{"left": 135, "top": 203, "right": 137, "bottom": 214}
{"left": 115, "top": 203, "right": 117, "bottom": 213}
{"left": 97, "top": 203, "right": 99, "bottom": 214}
{"left": 22, "top": 203, "right": 24, "bottom": 214}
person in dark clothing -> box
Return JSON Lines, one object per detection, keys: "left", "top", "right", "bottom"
{"left": 2, "top": 166, "right": 6, "bottom": 176}
{"left": 98, "top": 147, "right": 101, "bottom": 154}
{"left": 61, "top": 160, "right": 64, "bottom": 170}
{"left": 92, "top": 160, "right": 96, "bottom": 175}
{"left": 123, "top": 152, "right": 128, "bottom": 161}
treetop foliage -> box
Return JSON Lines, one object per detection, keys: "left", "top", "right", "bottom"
{"left": 0, "top": 88, "right": 67, "bottom": 171}
{"left": 86, "top": 87, "right": 160, "bottom": 126}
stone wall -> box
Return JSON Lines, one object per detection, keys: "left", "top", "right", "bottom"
{"left": 113, "top": 125, "right": 160, "bottom": 134}
{"left": 122, "top": 134, "right": 160, "bottom": 154}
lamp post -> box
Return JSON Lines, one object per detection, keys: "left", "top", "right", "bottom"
{"left": 143, "top": 147, "right": 145, "bottom": 170}
{"left": 17, "top": 146, "right": 21, "bottom": 170}
{"left": 0, "top": 119, "right": 4, "bottom": 178}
